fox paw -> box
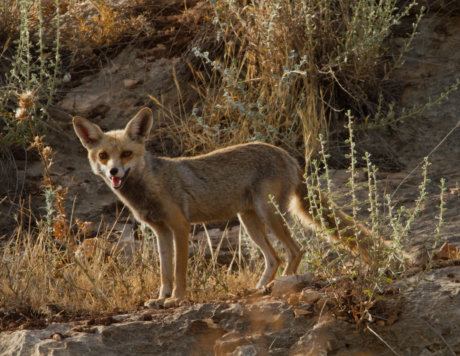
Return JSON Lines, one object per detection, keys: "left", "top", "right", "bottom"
{"left": 163, "top": 296, "right": 185, "bottom": 308}
{"left": 144, "top": 298, "right": 166, "bottom": 309}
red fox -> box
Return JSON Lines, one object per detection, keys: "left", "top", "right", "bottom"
{"left": 73, "top": 107, "right": 372, "bottom": 307}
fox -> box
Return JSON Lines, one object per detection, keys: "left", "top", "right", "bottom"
{"left": 73, "top": 107, "right": 374, "bottom": 307}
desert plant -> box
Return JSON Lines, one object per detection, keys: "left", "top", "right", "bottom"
{"left": 182, "top": 0, "right": 422, "bottom": 158}
{"left": 0, "top": 0, "right": 62, "bottom": 147}
{"left": 274, "top": 113, "right": 446, "bottom": 326}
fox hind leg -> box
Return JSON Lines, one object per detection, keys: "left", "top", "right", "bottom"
{"left": 264, "top": 213, "right": 304, "bottom": 276}
{"left": 253, "top": 197, "right": 304, "bottom": 276}
{"left": 238, "top": 210, "right": 281, "bottom": 288}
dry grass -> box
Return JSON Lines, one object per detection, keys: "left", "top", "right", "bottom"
{"left": 0, "top": 210, "right": 258, "bottom": 317}
{"left": 1, "top": 218, "right": 155, "bottom": 315}
{"left": 0, "top": 0, "right": 19, "bottom": 42}
{"left": 60, "top": 0, "right": 157, "bottom": 53}
{"left": 163, "top": 0, "right": 419, "bottom": 159}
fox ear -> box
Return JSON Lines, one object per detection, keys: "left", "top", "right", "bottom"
{"left": 73, "top": 116, "right": 104, "bottom": 149}
{"left": 125, "top": 107, "right": 153, "bottom": 142}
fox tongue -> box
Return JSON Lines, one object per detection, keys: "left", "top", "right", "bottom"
{"left": 112, "top": 176, "right": 122, "bottom": 188}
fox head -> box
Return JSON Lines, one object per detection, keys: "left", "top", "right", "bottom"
{"left": 73, "top": 107, "right": 153, "bottom": 190}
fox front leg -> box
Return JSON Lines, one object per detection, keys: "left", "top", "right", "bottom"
{"left": 144, "top": 223, "right": 173, "bottom": 308}
{"left": 163, "top": 219, "right": 190, "bottom": 308}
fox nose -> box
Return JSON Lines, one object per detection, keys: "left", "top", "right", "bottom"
{"left": 109, "top": 168, "right": 118, "bottom": 176}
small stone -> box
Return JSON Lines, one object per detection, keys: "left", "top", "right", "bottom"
{"left": 316, "top": 297, "right": 330, "bottom": 311}
{"left": 300, "top": 289, "right": 323, "bottom": 304}
{"left": 294, "top": 308, "right": 313, "bottom": 318}
{"left": 50, "top": 333, "right": 64, "bottom": 341}
{"left": 233, "top": 344, "right": 257, "bottom": 356}
{"left": 288, "top": 294, "right": 300, "bottom": 306}
{"left": 124, "top": 79, "right": 139, "bottom": 89}
{"left": 272, "top": 273, "right": 314, "bottom": 297}
{"left": 141, "top": 313, "right": 153, "bottom": 321}
{"left": 435, "top": 242, "right": 460, "bottom": 261}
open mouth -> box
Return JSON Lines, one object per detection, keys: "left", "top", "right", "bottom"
{"left": 111, "top": 168, "right": 130, "bottom": 189}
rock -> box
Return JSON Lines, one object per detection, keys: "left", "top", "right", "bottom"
{"left": 245, "top": 301, "right": 288, "bottom": 332}
{"left": 300, "top": 289, "right": 323, "bottom": 304}
{"left": 57, "top": 47, "right": 175, "bottom": 127}
{"left": 434, "top": 242, "right": 460, "bottom": 261}
{"left": 3, "top": 267, "right": 460, "bottom": 355}
{"left": 232, "top": 344, "right": 258, "bottom": 356}
{"left": 123, "top": 78, "right": 139, "bottom": 89}
{"left": 290, "top": 317, "right": 337, "bottom": 356}
{"left": 293, "top": 308, "right": 313, "bottom": 318}
{"left": 271, "top": 273, "right": 314, "bottom": 297}
{"left": 215, "top": 331, "right": 250, "bottom": 356}
{"left": 287, "top": 293, "right": 300, "bottom": 306}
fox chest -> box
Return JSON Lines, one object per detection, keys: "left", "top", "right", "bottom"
{"left": 116, "top": 184, "right": 167, "bottom": 224}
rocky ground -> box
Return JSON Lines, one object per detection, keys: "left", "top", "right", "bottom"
{"left": 1, "top": 266, "right": 460, "bottom": 355}
{"left": 1, "top": 1, "right": 460, "bottom": 355}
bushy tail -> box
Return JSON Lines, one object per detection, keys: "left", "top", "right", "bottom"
{"left": 292, "top": 182, "right": 372, "bottom": 264}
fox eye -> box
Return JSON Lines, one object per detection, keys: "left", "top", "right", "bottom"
{"left": 121, "top": 150, "right": 132, "bottom": 158}
{"left": 98, "top": 151, "right": 108, "bottom": 160}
